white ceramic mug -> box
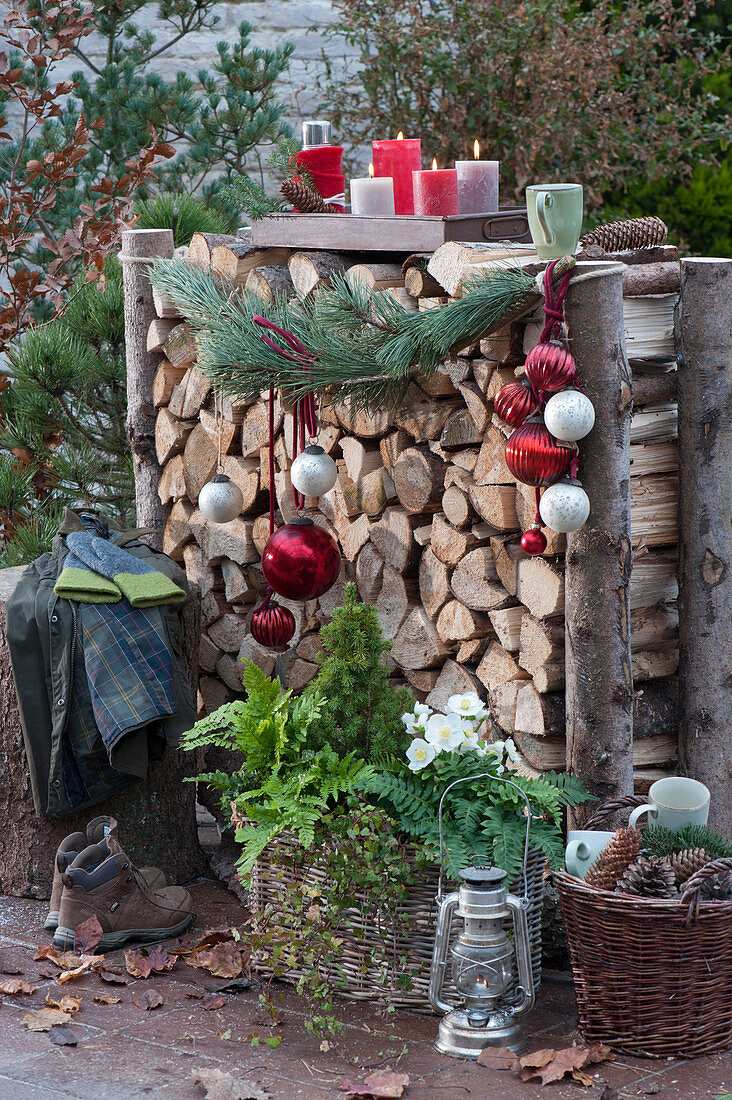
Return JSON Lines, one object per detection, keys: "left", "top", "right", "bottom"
{"left": 565, "top": 830, "right": 615, "bottom": 879}
{"left": 628, "top": 777, "right": 710, "bottom": 832}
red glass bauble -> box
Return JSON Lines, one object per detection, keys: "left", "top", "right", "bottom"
{"left": 505, "top": 417, "right": 572, "bottom": 487}
{"left": 250, "top": 601, "right": 296, "bottom": 648}
{"left": 520, "top": 526, "right": 548, "bottom": 556}
{"left": 262, "top": 517, "right": 341, "bottom": 601}
{"left": 525, "top": 341, "right": 576, "bottom": 393}
{"left": 493, "top": 380, "right": 539, "bottom": 427}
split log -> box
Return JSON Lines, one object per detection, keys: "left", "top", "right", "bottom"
{"left": 375, "top": 565, "right": 417, "bottom": 639}
{"left": 182, "top": 543, "right": 222, "bottom": 599}
{"left": 346, "top": 262, "right": 404, "bottom": 289}
{"left": 221, "top": 456, "right": 262, "bottom": 513}
{"left": 335, "top": 399, "right": 392, "bottom": 439}
{"left": 394, "top": 383, "right": 459, "bottom": 442}
{"left": 286, "top": 658, "right": 318, "bottom": 692}
{"left": 442, "top": 484, "right": 474, "bottom": 529}
{"left": 417, "top": 367, "right": 459, "bottom": 397}
{"left": 147, "top": 318, "right": 177, "bottom": 354}
{"left": 297, "top": 633, "right": 323, "bottom": 663}
{"left": 252, "top": 514, "right": 272, "bottom": 558}
{"left": 183, "top": 422, "right": 218, "bottom": 504}
{"left": 677, "top": 257, "right": 732, "bottom": 834}
{"left": 188, "top": 232, "right": 238, "bottom": 269}
{"left": 431, "top": 513, "right": 487, "bottom": 567}
{"left": 413, "top": 524, "right": 433, "bottom": 546}
{"left": 631, "top": 372, "right": 677, "bottom": 406}
{"left": 513, "top": 730, "right": 677, "bottom": 773}
{"left": 629, "top": 474, "right": 678, "bottom": 547}
{"left": 201, "top": 590, "right": 230, "bottom": 627}
{"left": 492, "top": 538, "right": 523, "bottom": 597}
{"left": 212, "top": 242, "right": 290, "bottom": 285}
{"left": 488, "top": 605, "right": 523, "bottom": 653}
{"left": 404, "top": 265, "right": 444, "bottom": 299}
{"left": 473, "top": 425, "right": 514, "bottom": 486}
{"left": 380, "top": 430, "right": 411, "bottom": 473}
{"left": 418, "top": 547, "right": 451, "bottom": 619}
{"left": 622, "top": 261, "right": 680, "bottom": 297}
{"left": 202, "top": 517, "right": 258, "bottom": 567}
{"left": 516, "top": 556, "right": 565, "bottom": 619}
{"left": 468, "top": 484, "right": 518, "bottom": 531}
{"left": 288, "top": 251, "right": 348, "bottom": 298}
{"left": 163, "top": 323, "right": 197, "bottom": 369}
{"left": 340, "top": 513, "right": 372, "bottom": 562}
{"left": 200, "top": 675, "right": 236, "bottom": 714}
{"left": 153, "top": 361, "right": 187, "bottom": 408}
{"left": 121, "top": 229, "right": 174, "bottom": 545}
{"left": 476, "top": 641, "right": 529, "bottom": 692}
{"left": 441, "top": 357, "right": 472, "bottom": 386}
{"left": 155, "top": 408, "right": 196, "bottom": 465}
{"left": 455, "top": 381, "right": 490, "bottom": 434}
{"left": 628, "top": 439, "right": 677, "bottom": 479}
{"left": 199, "top": 407, "right": 238, "bottom": 455}
{"left": 169, "top": 367, "right": 212, "bottom": 420}
{"left": 208, "top": 614, "right": 247, "bottom": 653}
{"left": 425, "top": 660, "right": 482, "bottom": 710}
{"left": 152, "top": 285, "right": 179, "bottom": 319}
{"left": 245, "top": 264, "right": 296, "bottom": 302}
{"left": 241, "top": 398, "right": 283, "bottom": 457}
{"left": 451, "top": 548, "right": 511, "bottom": 613}
{"left": 163, "top": 500, "right": 194, "bottom": 561}
{"left": 356, "top": 541, "right": 385, "bottom": 602}
{"left": 630, "top": 406, "right": 677, "bottom": 444}
{"left": 479, "top": 323, "right": 525, "bottom": 365}
{"left": 340, "top": 437, "right": 383, "bottom": 483}
{"left": 472, "top": 358, "right": 495, "bottom": 394}
{"left": 485, "top": 365, "right": 517, "bottom": 403}
{"left": 629, "top": 550, "right": 678, "bottom": 609}
{"left": 370, "top": 507, "right": 422, "bottom": 574}
{"left": 457, "top": 638, "right": 486, "bottom": 663}
{"left": 158, "top": 453, "right": 187, "bottom": 506}
{"left": 221, "top": 559, "right": 254, "bottom": 605}
{"left": 436, "top": 600, "right": 489, "bottom": 644}
{"left": 427, "top": 241, "right": 536, "bottom": 298}
{"left": 222, "top": 394, "right": 256, "bottom": 423}
{"left": 392, "top": 608, "right": 451, "bottom": 669}
{"left": 440, "top": 408, "right": 482, "bottom": 450}
{"left": 199, "top": 633, "right": 222, "bottom": 674}
{"left": 393, "top": 446, "right": 445, "bottom": 514}
{"left": 488, "top": 682, "right": 522, "bottom": 733}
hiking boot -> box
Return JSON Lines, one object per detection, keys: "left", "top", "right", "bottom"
{"left": 54, "top": 840, "right": 194, "bottom": 951}
{"left": 45, "top": 817, "right": 166, "bottom": 932}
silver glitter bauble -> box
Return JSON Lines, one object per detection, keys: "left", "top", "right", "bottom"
{"left": 290, "top": 445, "right": 338, "bottom": 497}
{"left": 543, "top": 388, "right": 595, "bottom": 442}
{"left": 199, "top": 474, "right": 244, "bottom": 524}
{"left": 539, "top": 477, "right": 590, "bottom": 533}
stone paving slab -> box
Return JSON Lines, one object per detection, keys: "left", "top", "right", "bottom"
{"left": 1, "top": 882, "right": 730, "bottom": 1100}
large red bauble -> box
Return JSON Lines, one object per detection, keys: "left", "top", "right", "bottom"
{"left": 505, "top": 418, "right": 572, "bottom": 487}
{"left": 493, "top": 379, "right": 539, "bottom": 428}
{"left": 520, "top": 526, "right": 547, "bottom": 556}
{"left": 525, "top": 341, "right": 576, "bottom": 393}
{"left": 250, "top": 601, "right": 296, "bottom": 648}
{"left": 262, "top": 517, "right": 341, "bottom": 601}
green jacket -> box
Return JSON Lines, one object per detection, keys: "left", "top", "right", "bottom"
{"left": 6, "top": 510, "right": 196, "bottom": 818}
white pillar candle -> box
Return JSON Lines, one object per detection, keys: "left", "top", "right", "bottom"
{"left": 456, "top": 142, "right": 499, "bottom": 214}
{"left": 350, "top": 164, "right": 395, "bottom": 216}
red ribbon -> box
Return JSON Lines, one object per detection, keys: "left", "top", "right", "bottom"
{"left": 538, "top": 259, "right": 575, "bottom": 344}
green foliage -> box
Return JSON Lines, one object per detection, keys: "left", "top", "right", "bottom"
{"left": 642, "top": 824, "right": 732, "bottom": 860}
{"left": 224, "top": 136, "right": 314, "bottom": 220}
{"left": 182, "top": 661, "right": 375, "bottom": 872}
{"left": 304, "top": 582, "right": 413, "bottom": 759}
{"left": 134, "top": 193, "right": 236, "bottom": 247}
{"left": 365, "top": 759, "right": 592, "bottom": 881}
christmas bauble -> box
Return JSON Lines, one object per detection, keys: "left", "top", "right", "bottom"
{"left": 539, "top": 478, "right": 590, "bottom": 533}
{"left": 505, "top": 418, "right": 572, "bottom": 487}
{"left": 250, "top": 600, "right": 296, "bottom": 648}
{"left": 290, "top": 445, "right": 338, "bottom": 498}
{"left": 544, "top": 388, "right": 595, "bottom": 442}
{"left": 525, "top": 341, "right": 576, "bottom": 393}
{"left": 262, "top": 517, "right": 341, "bottom": 601}
{"left": 520, "top": 525, "right": 547, "bottom": 556}
{"left": 199, "top": 474, "right": 244, "bottom": 524}
{"left": 493, "top": 379, "right": 539, "bottom": 428}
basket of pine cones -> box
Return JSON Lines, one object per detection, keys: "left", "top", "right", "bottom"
{"left": 554, "top": 794, "right": 732, "bottom": 1058}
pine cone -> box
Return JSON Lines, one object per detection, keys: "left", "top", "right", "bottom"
{"left": 585, "top": 828, "right": 642, "bottom": 891}
{"left": 700, "top": 871, "right": 732, "bottom": 901}
{"left": 669, "top": 847, "right": 709, "bottom": 885}
{"left": 616, "top": 855, "right": 677, "bottom": 899}
{"left": 580, "top": 216, "right": 668, "bottom": 253}
{"left": 280, "top": 179, "right": 340, "bottom": 214}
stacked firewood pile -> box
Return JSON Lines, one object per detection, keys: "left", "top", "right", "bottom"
{"left": 151, "top": 232, "right": 680, "bottom": 790}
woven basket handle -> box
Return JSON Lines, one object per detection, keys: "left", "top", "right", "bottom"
{"left": 681, "top": 856, "right": 732, "bottom": 925}
{"left": 581, "top": 794, "right": 645, "bottom": 830}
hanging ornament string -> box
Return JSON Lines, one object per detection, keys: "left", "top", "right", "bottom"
{"left": 538, "top": 258, "right": 575, "bottom": 344}
{"left": 253, "top": 315, "right": 318, "bottom": 510}
{"left": 215, "top": 387, "right": 224, "bottom": 473}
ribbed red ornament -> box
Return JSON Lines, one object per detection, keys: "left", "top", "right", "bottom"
{"left": 250, "top": 601, "right": 296, "bottom": 648}
{"left": 505, "top": 418, "right": 572, "bottom": 487}
{"left": 493, "top": 380, "right": 539, "bottom": 428}
{"left": 520, "top": 526, "right": 547, "bottom": 556}
{"left": 262, "top": 517, "right": 341, "bottom": 601}
{"left": 525, "top": 341, "right": 576, "bottom": 393}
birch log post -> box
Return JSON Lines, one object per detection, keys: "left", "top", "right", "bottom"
{"left": 122, "top": 229, "right": 175, "bottom": 549}
{"left": 677, "top": 258, "right": 732, "bottom": 834}
{"left": 564, "top": 262, "right": 634, "bottom": 823}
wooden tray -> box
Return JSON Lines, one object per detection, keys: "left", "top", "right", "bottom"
{"left": 250, "top": 208, "right": 531, "bottom": 253}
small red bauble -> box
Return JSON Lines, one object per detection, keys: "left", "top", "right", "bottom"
{"left": 525, "top": 341, "right": 576, "bottom": 393}
{"left": 505, "top": 417, "right": 573, "bottom": 487}
{"left": 493, "top": 379, "right": 539, "bottom": 428}
{"left": 250, "top": 600, "right": 296, "bottom": 648}
{"left": 262, "top": 517, "right": 341, "bottom": 601}
{"left": 520, "top": 525, "right": 548, "bottom": 556}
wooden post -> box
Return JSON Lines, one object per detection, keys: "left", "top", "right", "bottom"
{"left": 121, "top": 229, "right": 175, "bottom": 549}
{"left": 564, "top": 263, "right": 634, "bottom": 823}
{"left": 677, "top": 259, "right": 732, "bottom": 835}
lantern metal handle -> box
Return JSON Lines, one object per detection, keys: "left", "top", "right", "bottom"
{"left": 437, "top": 772, "right": 532, "bottom": 903}
{"left": 428, "top": 891, "right": 460, "bottom": 1014}
{"left": 505, "top": 893, "right": 535, "bottom": 1015}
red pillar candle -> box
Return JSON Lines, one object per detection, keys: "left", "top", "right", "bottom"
{"left": 412, "top": 160, "right": 459, "bottom": 216}
{"left": 372, "top": 133, "right": 422, "bottom": 215}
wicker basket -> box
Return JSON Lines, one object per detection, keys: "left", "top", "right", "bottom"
{"left": 556, "top": 795, "right": 732, "bottom": 1058}
{"left": 249, "top": 835, "right": 546, "bottom": 1009}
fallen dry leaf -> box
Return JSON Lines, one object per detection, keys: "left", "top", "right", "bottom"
{"left": 34, "top": 945, "right": 60, "bottom": 962}
{"left": 45, "top": 994, "right": 81, "bottom": 1014}
{"left": 0, "top": 978, "right": 36, "bottom": 995}
{"left": 93, "top": 993, "right": 121, "bottom": 1005}
{"left": 186, "top": 941, "right": 247, "bottom": 979}
{"left": 0, "top": 951, "right": 22, "bottom": 975}
{"left": 191, "top": 1067, "right": 269, "bottom": 1099}
{"left": 515, "top": 1043, "right": 614, "bottom": 1086}
{"left": 133, "top": 988, "right": 164, "bottom": 1010}
{"left": 146, "top": 944, "right": 177, "bottom": 972}
{"left": 56, "top": 956, "right": 95, "bottom": 984}
{"left": 340, "top": 1068, "right": 410, "bottom": 1098}
{"left": 125, "top": 946, "right": 178, "bottom": 979}
{"left": 22, "top": 1008, "right": 73, "bottom": 1031}
{"left": 203, "top": 995, "right": 226, "bottom": 1011}
{"left": 477, "top": 1045, "right": 518, "bottom": 1070}
{"left": 74, "top": 915, "right": 103, "bottom": 955}
{"left": 185, "top": 988, "right": 205, "bottom": 999}
{"left": 49, "top": 1024, "right": 78, "bottom": 1046}
{"left": 99, "top": 968, "right": 131, "bottom": 985}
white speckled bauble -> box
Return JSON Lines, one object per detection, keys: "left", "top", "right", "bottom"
{"left": 539, "top": 478, "right": 590, "bottom": 533}
{"left": 199, "top": 474, "right": 244, "bottom": 524}
{"left": 543, "top": 388, "right": 595, "bottom": 442}
{"left": 290, "top": 445, "right": 338, "bottom": 497}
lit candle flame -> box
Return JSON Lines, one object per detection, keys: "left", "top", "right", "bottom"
{"left": 432, "top": 158, "right": 438, "bottom": 171}
{"left": 474, "top": 139, "right": 480, "bottom": 160}
{"left": 397, "top": 131, "right": 404, "bottom": 140}
{"left": 368, "top": 162, "right": 374, "bottom": 178}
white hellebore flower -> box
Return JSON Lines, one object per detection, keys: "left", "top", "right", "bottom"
{"left": 446, "top": 692, "right": 486, "bottom": 719}
{"left": 504, "top": 737, "right": 520, "bottom": 762}
{"left": 402, "top": 701, "right": 432, "bottom": 734}
{"left": 425, "top": 712, "right": 467, "bottom": 751}
{"left": 406, "top": 738, "right": 436, "bottom": 772}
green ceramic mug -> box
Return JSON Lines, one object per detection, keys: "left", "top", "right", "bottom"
{"left": 526, "top": 183, "right": 583, "bottom": 259}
